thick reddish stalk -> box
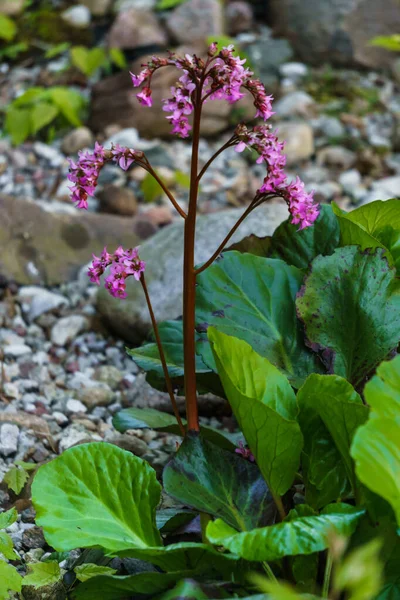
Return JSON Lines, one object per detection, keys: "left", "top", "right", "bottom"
{"left": 140, "top": 275, "right": 186, "bottom": 436}
{"left": 182, "top": 92, "right": 202, "bottom": 432}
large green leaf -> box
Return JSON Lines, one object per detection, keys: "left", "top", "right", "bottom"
{"left": 72, "top": 571, "right": 195, "bottom": 600}
{"left": 163, "top": 433, "right": 274, "bottom": 531}
{"left": 5, "top": 106, "right": 31, "bottom": 145}
{"left": 332, "top": 200, "right": 400, "bottom": 272}
{"left": 364, "top": 355, "right": 400, "bottom": 419}
{"left": 48, "top": 87, "right": 84, "bottom": 126}
{"left": 351, "top": 417, "right": 400, "bottom": 526}
{"left": 0, "top": 508, "right": 17, "bottom": 529}
{"left": 0, "top": 14, "right": 17, "bottom": 41}
{"left": 197, "top": 251, "right": 322, "bottom": 388}
{"left": 32, "top": 442, "right": 162, "bottom": 554}
{"left": 228, "top": 205, "right": 339, "bottom": 269}
{"left": 112, "top": 406, "right": 240, "bottom": 451}
{"left": 30, "top": 102, "right": 59, "bottom": 134}
{"left": 23, "top": 562, "right": 62, "bottom": 589}
{"left": 298, "top": 375, "right": 368, "bottom": 498}
{"left": 296, "top": 246, "right": 400, "bottom": 387}
{"left": 0, "top": 560, "right": 22, "bottom": 599}
{"left": 70, "top": 46, "right": 107, "bottom": 77}
{"left": 206, "top": 503, "right": 364, "bottom": 562}
{"left": 209, "top": 329, "right": 303, "bottom": 500}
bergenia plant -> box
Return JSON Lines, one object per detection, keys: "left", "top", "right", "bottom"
{"left": 5, "top": 44, "right": 400, "bottom": 600}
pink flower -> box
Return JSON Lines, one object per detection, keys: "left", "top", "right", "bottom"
{"left": 166, "top": 115, "right": 192, "bottom": 138}
{"left": 88, "top": 245, "right": 146, "bottom": 298}
{"left": 111, "top": 144, "right": 137, "bottom": 171}
{"left": 137, "top": 87, "right": 153, "bottom": 107}
{"left": 235, "top": 441, "right": 255, "bottom": 462}
{"left": 67, "top": 144, "right": 106, "bottom": 209}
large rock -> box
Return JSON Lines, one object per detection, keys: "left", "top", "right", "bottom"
{"left": 90, "top": 50, "right": 254, "bottom": 137}
{"left": 269, "top": 0, "right": 400, "bottom": 69}
{"left": 107, "top": 8, "right": 167, "bottom": 49}
{"left": 97, "top": 203, "right": 289, "bottom": 342}
{"left": 0, "top": 195, "right": 143, "bottom": 285}
{"left": 277, "top": 122, "right": 314, "bottom": 165}
{"left": 165, "top": 0, "right": 223, "bottom": 44}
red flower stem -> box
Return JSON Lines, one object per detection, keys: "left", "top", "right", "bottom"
{"left": 146, "top": 165, "right": 187, "bottom": 219}
{"left": 182, "top": 89, "right": 203, "bottom": 433}
{"left": 140, "top": 274, "right": 186, "bottom": 436}
{"left": 194, "top": 202, "right": 256, "bottom": 275}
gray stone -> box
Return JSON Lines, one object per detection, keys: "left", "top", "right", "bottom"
{"left": 0, "top": 0, "right": 24, "bottom": 15}
{"left": 108, "top": 8, "right": 167, "bottom": 49}
{"left": 369, "top": 176, "right": 400, "bottom": 200}
{"left": 166, "top": 0, "right": 223, "bottom": 44}
{"left": 0, "top": 194, "right": 143, "bottom": 285}
{"left": 279, "top": 62, "right": 308, "bottom": 81}
{"left": 51, "top": 315, "right": 89, "bottom": 346}
{"left": 22, "top": 580, "right": 67, "bottom": 600}
{"left": 78, "top": 386, "right": 114, "bottom": 408}
{"left": 4, "top": 344, "right": 32, "bottom": 358}
{"left": 97, "top": 185, "right": 138, "bottom": 217}
{"left": 317, "top": 146, "right": 356, "bottom": 170}
{"left": 311, "top": 115, "right": 346, "bottom": 140}
{"left": 33, "top": 143, "right": 64, "bottom": 167}
{"left": 61, "top": 5, "right": 91, "bottom": 28}
{"left": 97, "top": 204, "right": 289, "bottom": 342}
{"left": 226, "top": 1, "right": 254, "bottom": 35}
{"left": 0, "top": 424, "right": 19, "bottom": 457}
{"left": 277, "top": 122, "right": 314, "bottom": 165}
{"left": 269, "top": 0, "right": 400, "bottom": 69}
{"left": 81, "top": 0, "right": 113, "bottom": 15}
{"left": 339, "top": 169, "right": 362, "bottom": 193}
{"left": 18, "top": 287, "right": 68, "bottom": 322}
{"left": 274, "top": 91, "right": 315, "bottom": 118}
{"left": 58, "top": 425, "right": 92, "bottom": 452}
{"left": 65, "top": 399, "right": 88, "bottom": 414}
{"left": 245, "top": 35, "right": 293, "bottom": 87}
{"left": 61, "top": 127, "right": 95, "bottom": 155}
{"left": 93, "top": 365, "right": 123, "bottom": 390}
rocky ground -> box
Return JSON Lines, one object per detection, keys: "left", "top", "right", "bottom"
{"left": 2, "top": 0, "right": 400, "bottom": 593}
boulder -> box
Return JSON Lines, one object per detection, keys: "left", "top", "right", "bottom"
{"left": 90, "top": 51, "right": 254, "bottom": 137}
{"left": 277, "top": 122, "right": 314, "bottom": 165}
{"left": 0, "top": 194, "right": 143, "bottom": 285}
{"left": 165, "top": 0, "right": 223, "bottom": 44}
{"left": 107, "top": 8, "right": 167, "bottom": 49}
{"left": 97, "top": 203, "right": 289, "bottom": 342}
{"left": 269, "top": 0, "right": 400, "bottom": 69}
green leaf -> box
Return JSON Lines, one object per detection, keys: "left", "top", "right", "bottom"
{"left": 0, "top": 14, "right": 17, "bottom": 41}
{"left": 141, "top": 172, "right": 163, "bottom": 203}
{"left": 14, "top": 461, "right": 37, "bottom": 472}
{"left": 45, "top": 42, "right": 71, "bottom": 59}
{"left": 332, "top": 200, "right": 400, "bottom": 272}
{"left": 0, "top": 560, "right": 22, "bottom": 599}
{"left": 174, "top": 170, "right": 191, "bottom": 189}
{"left": 11, "top": 87, "right": 46, "bottom": 107}
{"left": 296, "top": 246, "right": 400, "bottom": 388}
{"left": 156, "top": 579, "right": 210, "bottom": 599}
{"left": 369, "top": 34, "right": 400, "bottom": 51}
{"left": 197, "top": 251, "right": 322, "bottom": 388}
{"left": 334, "top": 539, "right": 383, "bottom": 600}
{"left": 209, "top": 329, "right": 303, "bottom": 499}
{"left": 0, "top": 532, "right": 18, "bottom": 560}
{"left": 241, "top": 204, "right": 339, "bottom": 270}
{"left": 5, "top": 107, "right": 31, "bottom": 145}
{"left": 156, "top": 508, "right": 197, "bottom": 533}
{"left": 72, "top": 571, "right": 197, "bottom": 600}
{"left": 250, "top": 576, "right": 309, "bottom": 600}
{"left": 109, "top": 48, "right": 127, "bottom": 69}
{"left": 297, "top": 375, "right": 368, "bottom": 498}
{"left": 70, "top": 46, "right": 107, "bottom": 77}
{"left": 0, "top": 508, "right": 17, "bottom": 530}
{"left": 48, "top": 87, "right": 84, "bottom": 127}
{"left": 156, "top": 0, "right": 186, "bottom": 9}
{"left": 364, "top": 355, "right": 400, "bottom": 419}
{"left": 206, "top": 503, "right": 364, "bottom": 562}
{"left": 23, "top": 561, "right": 61, "bottom": 589}
{"left": 30, "top": 102, "right": 59, "bottom": 134}
{"left": 351, "top": 417, "right": 400, "bottom": 526}
{"left": 74, "top": 564, "right": 117, "bottom": 582}
{"left": 163, "top": 433, "right": 274, "bottom": 530}
{"left": 32, "top": 442, "right": 162, "bottom": 554}
{"left": 3, "top": 466, "right": 29, "bottom": 494}
{"left": 113, "top": 406, "right": 239, "bottom": 451}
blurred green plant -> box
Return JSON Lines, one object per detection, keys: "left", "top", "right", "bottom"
{"left": 3, "top": 86, "right": 87, "bottom": 145}
{"left": 370, "top": 34, "right": 400, "bottom": 51}
{"left": 70, "top": 46, "right": 127, "bottom": 77}
{"left": 0, "top": 14, "right": 17, "bottom": 42}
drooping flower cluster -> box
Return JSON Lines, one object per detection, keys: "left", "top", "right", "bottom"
{"left": 129, "top": 44, "right": 274, "bottom": 138}
{"left": 235, "top": 124, "right": 319, "bottom": 230}
{"left": 88, "top": 246, "right": 145, "bottom": 298}
{"left": 67, "top": 144, "right": 140, "bottom": 209}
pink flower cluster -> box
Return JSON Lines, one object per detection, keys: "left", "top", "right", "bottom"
{"left": 235, "top": 441, "right": 255, "bottom": 462}
{"left": 235, "top": 124, "right": 319, "bottom": 230}
{"left": 88, "top": 246, "right": 145, "bottom": 298}
{"left": 129, "top": 44, "right": 274, "bottom": 138}
{"left": 67, "top": 144, "right": 139, "bottom": 209}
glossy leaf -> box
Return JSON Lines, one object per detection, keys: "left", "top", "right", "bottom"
{"left": 112, "top": 407, "right": 239, "bottom": 451}
{"left": 163, "top": 433, "right": 274, "bottom": 530}
{"left": 72, "top": 571, "right": 195, "bottom": 600}
{"left": 332, "top": 200, "right": 400, "bottom": 272}
{"left": 156, "top": 508, "right": 197, "bottom": 533}
{"left": 209, "top": 329, "right": 303, "bottom": 498}
{"left": 0, "top": 560, "right": 22, "bottom": 599}
{"left": 23, "top": 561, "right": 61, "bottom": 589}
{"left": 0, "top": 508, "right": 17, "bottom": 529}
{"left": 3, "top": 465, "right": 29, "bottom": 494}
{"left": 30, "top": 102, "right": 59, "bottom": 134}
{"left": 0, "top": 532, "right": 17, "bottom": 560}
{"left": 197, "top": 251, "right": 322, "bottom": 387}
{"left": 298, "top": 375, "right": 368, "bottom": 496}
{"left": 5, "top": 107, "right": 31, "bottom": 145}
{"left": 296, "top": 246, "right": 400, "bottom": 387}
{"left": 206, "top": 503, "right": 364, "bottom": 562}
{"left": 74, "top": 564, "right": 117, "bottom": 582}
{"left": 32, "top": 442, "right": 162, "bottom": 554}
{"left": 351, "top": 417, "right": 400, "bottom": 526}
{"left": 364, "top": 355, "right": 400, "bottom": 419}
